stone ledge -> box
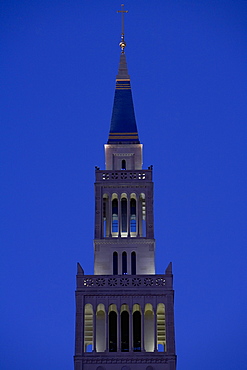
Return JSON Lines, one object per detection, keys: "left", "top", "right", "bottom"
{"left": 76, "top": 274, "right": 173, "bottom": 290}
{"left": 74, "top": 352, "right": 176, "bottom": 364}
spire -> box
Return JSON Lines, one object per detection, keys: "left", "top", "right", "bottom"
{"left": 107, "top": 5, "right": 139, "bottom": 144}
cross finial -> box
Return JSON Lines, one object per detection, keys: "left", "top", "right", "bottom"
{"left": 117, "top": 4, "right": 128, "bottom": 53}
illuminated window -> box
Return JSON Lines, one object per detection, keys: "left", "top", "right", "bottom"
{"left": 157, "top": 303, "right": 166, "bottom": 352}
{"left": 112, "top": 198, "right": 118, "bottom": 233}
{"left": 130, "top": 198, "right": 136, "bottom": 232}
{"left": 84, "top": 304, "right": 93, "bottom": 352}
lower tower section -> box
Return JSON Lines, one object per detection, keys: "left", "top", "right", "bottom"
{"left": 74, "top": 263, "right": 176, "bottom": 370}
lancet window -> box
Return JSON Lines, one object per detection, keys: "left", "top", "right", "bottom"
{"left": 133, "top": 304, "right": 141, "bottom": 352}
{"left": 113, "top": 251, "right": 118, "bottom": 275}
{"left": 121, "top": 304, "right": 129, "bottom": 352}
{"left": 109, "top": 304, "right": 118, "bottom": 352}
{"left": 131, "top": 251, "right": 136, "bottom": 275}
{"left": 122, "top": 251, "right": 127, "bottom": 274}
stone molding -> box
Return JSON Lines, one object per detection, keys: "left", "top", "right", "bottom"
{"left": 114, "top": 153, "right": 134, "bottom": 157}
{"left": 76, "top": 274, "right": 173, "bottom": 290}
{"left": 95, "top": 169, "right": 152, "bottom": 182}
{"left": 94, "top": 238, "right": 155, "bottom": 246}
{"left": 78, "top": 356, "right": 172, "bottom": 364}
{"left": 101, "top": 185, "right": 149, "bottom": 191}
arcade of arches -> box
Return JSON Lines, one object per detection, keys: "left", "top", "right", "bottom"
{"left": 103, "top": 193, "right": 146, "bottom": 238}
{"left": 84, "top": 303, "right": 166, "bottom": 353}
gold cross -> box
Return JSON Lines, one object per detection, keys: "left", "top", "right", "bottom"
{"left": 117, "top": 4, "right": 128, "bottom": 36}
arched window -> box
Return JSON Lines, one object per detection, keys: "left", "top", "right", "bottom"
{"left": 122, "top": 251, "right": 127, "bottom": 274}
{"left": 121, "top": 305, "right": 129, "bottom": 352}
{"left": 109, "top": 305, "right": 118, "bottom": 352}
{"left": 133, "top": 304, "right": 141, "bottom": 352}
{"left": 133, "top": 311, "right": 141, "bottom": 351}
{"left": 157, "top": 303, "right": 166, "bottom": 352}
{"left": 121, "top": 159, "right": 126, "bottom": 170}
{"left": 121, "top": 197, "right": 127, "bottom": 233}
{"left": 96, "top": 304, "right": 106, "bottom": 352}
{"left": 113, "top": 252, "right": 118, "bottom": 275}
{"left": 144, "top": 303, "right": 154, "bottom": 352}
{"left": 112, "top": 198, "right": 118, "bottom": 234}
{"left": 84, "top": 304, "right": 93, "bottom": 352}
{"left": 130, "top": 198, "right": 136, "bottom": 233}
{"left": 131, "top": 251, "right": 136, "bottom": 275}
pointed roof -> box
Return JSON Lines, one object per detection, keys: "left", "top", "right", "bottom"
{"left": 107, "top": 52, "right": 140, "bottom": 144}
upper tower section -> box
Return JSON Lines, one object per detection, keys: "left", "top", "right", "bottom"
{"left": 94, "top": 9, "right": 155, "bottom": 275}
{"left": 105, "top": 5, "right": 142, "bottom": 171}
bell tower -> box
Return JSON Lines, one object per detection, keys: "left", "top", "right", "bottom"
{"left": 74, "top": 6, "right": 176, "bottom": 370}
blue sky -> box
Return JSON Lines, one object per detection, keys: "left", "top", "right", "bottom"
{"left": 1, "top": 1, "right": 247, "bottom": 369}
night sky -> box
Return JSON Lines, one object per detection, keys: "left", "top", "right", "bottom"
{"left": 1, "top": 1, "right": 247, "bottom": 369}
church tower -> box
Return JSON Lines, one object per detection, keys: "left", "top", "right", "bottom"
{"left": 74, "top": 6, "right": 176, "bottom": 370}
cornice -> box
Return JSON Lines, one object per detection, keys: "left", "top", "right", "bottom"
{"left": 77, "top": 354, "right": 176, "bottom": 364}
{"left": 94, "top": 238, "right": 155, "bottom": 245}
